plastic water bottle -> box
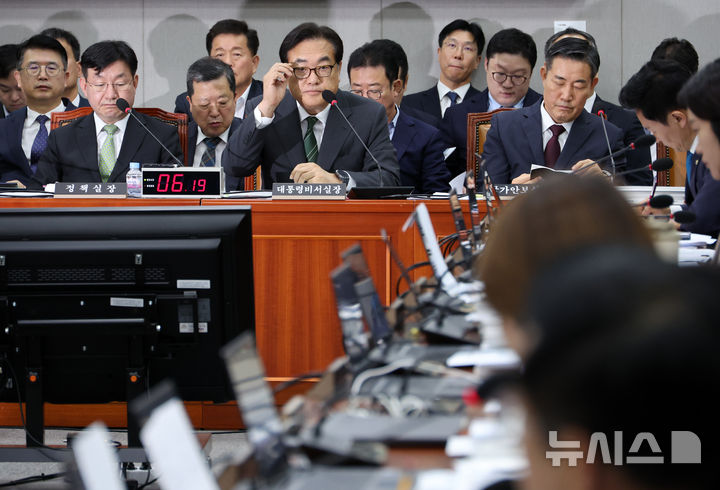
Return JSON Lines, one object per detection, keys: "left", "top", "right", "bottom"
{"left": 126, "top": 162, "right": 142, "bottom": 198}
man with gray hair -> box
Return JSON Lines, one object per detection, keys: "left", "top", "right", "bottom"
{"left": 482, "top": 37, "right": 624, "bottom": 184}
{"left": 185, "top": 56, "right": 243, "bottom": 191}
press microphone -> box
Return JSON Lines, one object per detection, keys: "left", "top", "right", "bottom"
{"left": 648, "top": 194, "right": 674, "bottom": 209}
{"left": 322, "top": 90, "right": 384, "bottom": 186}
{"left": 573, "top": 134, "right": 656, "bottom": 175}
{"left": 597, "top": 110, "right": 616, "bottom": 177}
{"left": 614, "top": 157, "right": 673, "bottom": 177}
{"left": 116, "top": 98, "right": 183, "bottom": 166}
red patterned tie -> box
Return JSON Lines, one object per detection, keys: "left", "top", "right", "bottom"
{"left": 544, "top": 124, "right": 565, "bottom": 168}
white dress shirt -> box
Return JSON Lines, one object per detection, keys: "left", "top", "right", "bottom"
{"left": 21, "top": 101, "right": 66, "bottom": 162}
{"left": 437, "top": 81, "right": 471, "bottom": 117}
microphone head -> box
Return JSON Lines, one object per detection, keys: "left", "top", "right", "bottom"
{"left": 672, "top": 210, "right": 696, "bottom": 224}
{"left": 116, "top": 98, "right": 131, "bottom": 113}
{"left": 633, "top": 134, "right": 656, "bottom": 148}
{"left": 648, "top": 194, "right": 673, "bottom": 209}
{"left": 597, "top": 109, "right": 606, "bottom": 118}
{"left": 650, "top": 157, "right": 673, "bottom": 172}
{"left": 322, "top": 90, "right": 337, "bottom": 104}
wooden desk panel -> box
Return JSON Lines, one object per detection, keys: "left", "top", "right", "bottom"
{"left": 0, "top": 197, "right": 483, "bottom": 430}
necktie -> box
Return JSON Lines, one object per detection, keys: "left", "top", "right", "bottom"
{"left": 99, "top": 124, "right": 119, "bottom": 182}
{"left": 304, "top": 116, "right": 318, "bottom": 162}
{"left": 388, "top": 121, "right": 395, "bottom": 140}
{"left": 201, "top": 137, "right": 222, "bottom": 167}
{"left": 686, "top": 151, "right": 695, "bottom": 184}
{"left": 30, "top": 114, "right": 49, "bottom": 173}
{"left": 447, "top": 91, "right": 459, "bottom": 107}
{"left": 544, "top": 124, "right": 566, "bottom": 168}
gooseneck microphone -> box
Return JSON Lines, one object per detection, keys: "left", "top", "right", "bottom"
{"left": 321, "top": 90, "right": 384, "bottom": 186}
{"left": 597, "top": 110, "right": 616, "bottom": 177}
{"left": 116, "top": 98, "right": 183, "bottom": 166}
{"left": 613, "top": 157, "right": 673, "bottom": 177}
{"left": 573, "top": 134, "right": 656, "bottom": 175}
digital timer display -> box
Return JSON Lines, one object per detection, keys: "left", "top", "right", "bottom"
{"left": 141, "top": 168, "right": 223, "bottom": 197}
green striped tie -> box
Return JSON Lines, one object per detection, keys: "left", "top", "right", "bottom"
{"left": 99, "top": 124, "right": 119, "bottom": 182}
{"left": 303, "top": 116, "right": 318, "bottom": 162}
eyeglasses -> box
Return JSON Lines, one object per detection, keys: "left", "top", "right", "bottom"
{"left": 292, "top": 64, "right": 336, "bottom": 79}
{"left": 20, "top": 62, "right": 62, "bottom": 77}
{"left": 442, "top": 41, "right": 478, "bottom": 55}
{"left": 350, "top": 88, "right": 383, "bottom": 100}
{"left": 85, "top": 81, "right": 133, "bottom": 93}
{"left": 491, "top": 71, "right": 528, "bottom": 86}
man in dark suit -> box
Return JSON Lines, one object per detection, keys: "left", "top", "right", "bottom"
{"left": 185, "top": 57, "right": 243, "bottom": 191}
{"left": 440, "top": 28, "right": 542, "bottom": 177}
{"left": 546, "top": 28, "right": 651, "bottom": 185}
{"left": 483, "top": 38, "right": 623, "bottom": 184}
{"left": 40, "top": 28, "right": 90, "bottom": 108}
{"left": 621, "top": 59, "right": 720, "bottom": 237}
{"left": 0, "top": 35, "right": 74, "bottom": 186}
{"left": 223, "top": 23, "right": 399, "bottom": 189}
{"left": 347, "top": 40, "right": 449, "bottom": 193}
{"left": 174, "top": 19, "right": 262, "bottom": 124}
{"left": 0, "top": 44, "right": 26, "bottom": 119}
{"left": 32, "top": 41, "right": 181, "bottom": 187}
{"left": 402, "top": 19, "right": 484, "bottom": 124}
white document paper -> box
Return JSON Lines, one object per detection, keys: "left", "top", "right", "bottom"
{"left": 72, "top": 422, "right": 126, "bottom": 490}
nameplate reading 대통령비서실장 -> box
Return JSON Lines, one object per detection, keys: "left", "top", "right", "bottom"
{"left": 272, "top": 183, "right": 346, "bottom": 200}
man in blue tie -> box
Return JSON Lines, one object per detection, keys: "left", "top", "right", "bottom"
{"left": 620, "top": 59, "right": 720, "bottom": 237}
{"left": 401, "top": 19, "right": 484, "bottom": 125}
{"left": 0, "top": 35, "right": 73, "bottom": 186}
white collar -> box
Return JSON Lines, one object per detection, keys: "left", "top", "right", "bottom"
{"left": 296, "top": 100, "right": 331, "bottom": 125}
{"left": 541, "top": 99, "right": 575, "bottom": 134}
{"left": 690, "top": 135, "right": 699, "bottom": 154}
{"left": 25, "top": 100, "right": 66, "bottom": 124}
{"left": 196, "top": 124, "right": 231, "bottom": 146}
{"left": 437, "top": 81, "right": 471, "bottom": 101}
{"left": 93, "top": 112, "right": 130, "bottom": 137}
{"left": 583, "top": 92, "right": 598, "bottom": 114}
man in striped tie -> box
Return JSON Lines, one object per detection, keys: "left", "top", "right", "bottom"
{"left": 223, "top": 22, "right": 400, "bottom": 189}
{"left": 185, "top": 57, "right": 243, "bottom": 191}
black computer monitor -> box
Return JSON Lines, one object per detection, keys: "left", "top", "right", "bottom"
{"left": 0, "top": 205, "right": 254, "bottom": 445}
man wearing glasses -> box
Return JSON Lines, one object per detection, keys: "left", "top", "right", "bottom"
{"left": 440, "top": 28, "right": 541, "bottom": 177}
{"left": 402, "top": 19, "right": 485, "bottom": 126}
{"left": 347, "top": 40, "right": 449, "bottom": 193}
{"left": 0, "top": 35, "right": 73, "bottom": 186}
{"left": 32, "top": 40, "right": 182, "bottom": 186}
{"left": 223, "top": 22, "right": 399, "bottom": 188}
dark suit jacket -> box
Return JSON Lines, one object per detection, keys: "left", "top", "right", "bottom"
{"left": 591, "top": 96, "right": 651, "bottom": 186}
{"left": 393, "top": 109, "right": 450, "bottom": 193}
{"left": 681, "top": 153, "right": 720, "bottom": 237}
{"left": 174, "top": 79, "right": 263, "bottom": 124}
{"left": 187, "top": 117, "right": 243, "bottom": 191}
{"left": 31, "top": 111, "right": 182, "bottom": 188}
{"left": 402, "top": 84, "right": 481, "bottom": 126}
{"left": 223, "top": 90, "right": 400, "bottom": 188}
{"left": 0, "top": 102, "right": 77, "bottom": 186}
{"left": 439, "top": 87, "right": 542, "bottom": 177}
{"left": 77, "top": 95, "right": 91, "bottom": 108}
{"left": 482, "top": 99, "right": 624, "bottom": 184}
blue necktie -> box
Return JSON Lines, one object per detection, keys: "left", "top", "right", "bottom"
{"left": 201, "top": 137, "right": 222, "bottom": 167}
{"left": 686, "top": 151, "right": 694, "bottom": 184}
{"left": 388, "top": 121, "right": 395, "bottom": 140}
{"left": 30, "top": 114, "right": 49, "bottom": 173}
{"left": 447, "top": 91, "right": 459, "bottom": 106}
